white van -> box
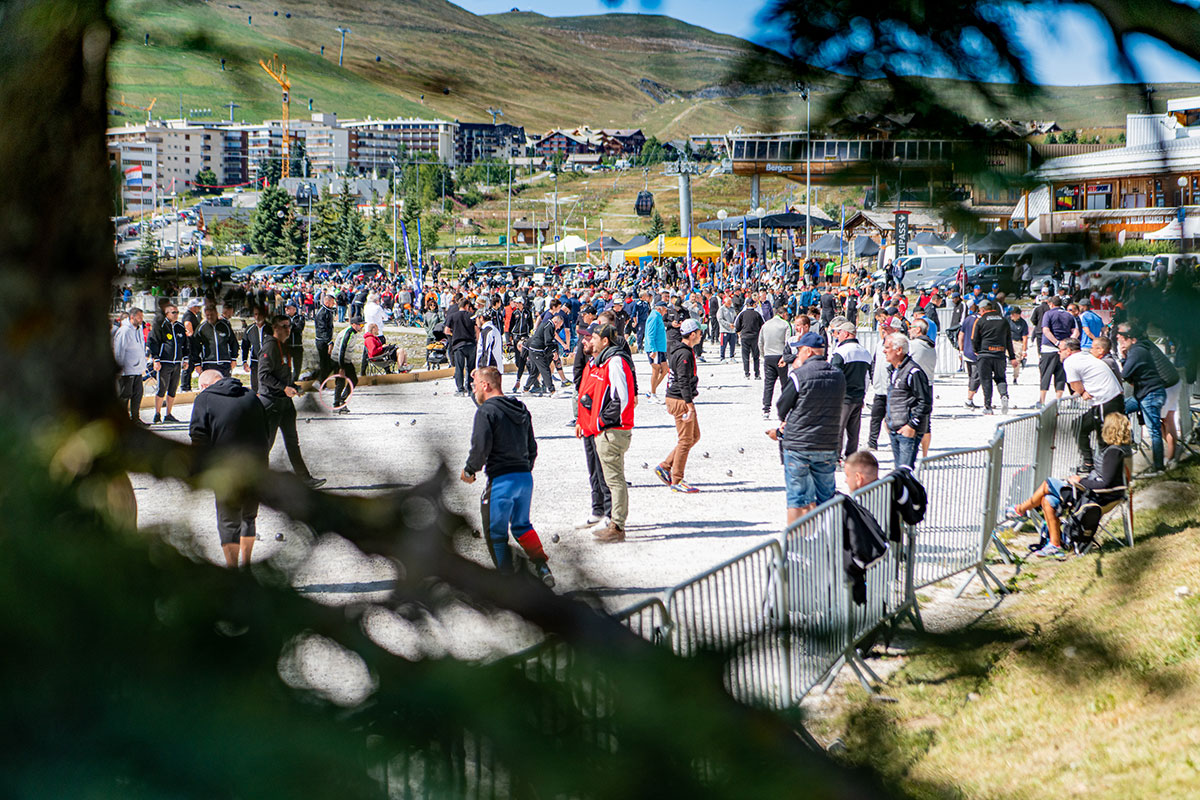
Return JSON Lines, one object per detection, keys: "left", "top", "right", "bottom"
{"left": 1150, "top": 252, "right": 1199, "bottom": 278}
{"left": 876, "top": 252, "right": 977, "bottom": 286}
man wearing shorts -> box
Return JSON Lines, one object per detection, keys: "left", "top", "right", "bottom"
{"left": 189, "top": 368, "right": 268, "bottom": 568}
{"left": 460, "top": 366, "right": 554, "bottom": 586}
{"left": 149, "top": 303, "right": 187, "bottom": 423}
{"left": 769, "top": 331, "right": 845, "bottom": 522}
{"left": 1037, "top": 296, "right": 1078, "bottom": 407}
{"left": 644, "top": 300, "right": 668, "bottom": 403}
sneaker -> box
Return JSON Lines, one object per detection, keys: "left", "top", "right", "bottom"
{"left": 303, "top": 477, "right": 327, "bottom": 489}
{"left": 453, "top": 390, "right": 466, "bottom": 397}
{"left": 587, "top": 516, "right": 613, "bottom": 534}
{"left": 983, "top": 407, "right": 994, "bottom": 416}
{"left": 335, "top": 406, "right": 351, "bottom": 414}
{"left": 867, "top": 440, "right": 878, "bottom": 450}
{"left": 653, "top": 465, "right": 672, "bottom": 485}
{"left": 575, "top": 514, "right": 603, "bottom": 530}
{"left": 152, "top": 413, "right": 162, "bottom": 424}
{"left": 963, "top": 401, "right": 978, "bottom": 409}
{"left": 511, "top": 384, "right": 522, "bottom": 395}
{"left": 532, "top": 560, "right": 556, "bottom": 588}
{"left": 1033, "top": 543, "right": 1066, "bottom": 559}
{"left": 1000, "top": 397, "right": 1009, "bottom": 415}
{"left": 1002, "top": 505, "right": 1026, "bottom": 523}
{"left": 670, "top": 481, "right": 700, "bottom": 494}
{"left": 594, "top": 524, "right": 626, "bottom": 544}
{"left": 163, "top": 414, "right": 180, "bottom": 423}
{"left": 565, "top": 418, "right": 577, "bottom": 428}
{"left": 1076, "top": 464, "right": 1094, "bottom": 475}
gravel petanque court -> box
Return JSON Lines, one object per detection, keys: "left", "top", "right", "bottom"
{"left": 134, "top": 350, "right": 1048, "bottom": 631}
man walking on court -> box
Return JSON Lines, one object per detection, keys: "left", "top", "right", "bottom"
{"left": 655, "top": 318, "right": 703, "bottom": 493}
{"left": 460, "top": 366, "right": 554, "bottom": 586}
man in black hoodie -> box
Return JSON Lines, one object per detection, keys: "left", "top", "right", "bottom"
{"left": 734, "top": 301, "right": 764, "bottom": 379}
{"left": 190, "top": 369, "right": 269, "bottom": 568}
{"left": 970, "top": 299, "right": 1018, "bottom": 415}
{"left": 259, "top": 315, "right": 325, "bottom": 490}
{"left": 460, "top": 366, "right": 554, "bottom": 586}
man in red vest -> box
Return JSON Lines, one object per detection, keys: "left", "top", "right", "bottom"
{"left": 576, "top": 323, "right": 637, "bottom": 543}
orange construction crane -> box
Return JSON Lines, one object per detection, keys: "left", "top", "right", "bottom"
{"left": 259, "top": 54, "right": 291, "bottom": 178}
{"left": 116, "top": 95, "right": 157, "bottom": 123}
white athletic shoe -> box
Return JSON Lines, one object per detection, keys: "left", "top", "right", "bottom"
{"left": 575, "top": 515, "right": 603, "bottom": 529}
{"left": 588, "top": 516, "right": 613, "bottom": 534}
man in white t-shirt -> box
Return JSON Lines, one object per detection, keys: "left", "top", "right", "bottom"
{"left": 1061, "top": 337, "right": 1124, "bottom": 473}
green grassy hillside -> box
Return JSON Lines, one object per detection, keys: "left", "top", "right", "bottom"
{"left": 108, "top": 0, "right": 1200, "bottom": 138}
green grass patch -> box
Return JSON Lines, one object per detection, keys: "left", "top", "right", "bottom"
{"left": 813, "top": 460, "right": 1200, "bottom": 800}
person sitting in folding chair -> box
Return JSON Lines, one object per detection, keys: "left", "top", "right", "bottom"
{"left": 363, "top": 323, "right": 407, "bottom": 374}
{"left": 1003, "top": 412, "right": 1133, "bottom": 559}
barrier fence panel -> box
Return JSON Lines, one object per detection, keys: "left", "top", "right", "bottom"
{"left": 996, "top": 412, "right": 1041, "bottom": 512}
{"left": 1050, "top": 396, "right": 1089, "bottom": 477}
{"left": 935, "top": 336, "right": 962, "bottom": 376}
{"left": 617, "top": 598, "right": 669, "bottom": 645}
{"left": 1034, "top": 400, "right": 1060, "bottom": 488}
{"left": 780, "top": 499, "right": 850, "bottom": 702}
{"left": 913, "top": 446, "right": 992, "bottom": 588}
{"left": 665, "top": 540, "right": 789, "bottom": 709}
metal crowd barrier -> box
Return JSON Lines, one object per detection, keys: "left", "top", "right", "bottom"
{"left": 372, "top": 384, "right": 1169, "bottom": 797}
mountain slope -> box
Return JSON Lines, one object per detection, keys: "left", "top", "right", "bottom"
{"left": 107, "top": 0, "right": 1200, "bottom": 139}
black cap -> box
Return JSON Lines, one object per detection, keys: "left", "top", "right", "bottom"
{"left": 349, "top": 315, "right": 365, "bottom": 325}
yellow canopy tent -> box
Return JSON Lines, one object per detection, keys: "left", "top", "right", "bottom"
{"left": 623, "top": 235, "right": 720, "bottom": 262}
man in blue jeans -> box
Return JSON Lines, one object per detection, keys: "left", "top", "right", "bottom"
{"left": 460, "top": 366, "right": 555, "bottom": 586}
{"left": 883, "top": 333, "right": 932, "bottom": 469}
{"left": 1115, "top": 325, "right": 1171, "bottom": 473}
{"left": 768, "top": 331, "right": 846, "bottom": 522}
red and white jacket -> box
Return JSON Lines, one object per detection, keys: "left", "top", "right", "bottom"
{"left": 577, "top": 346, "right": 636, "bottom": 436}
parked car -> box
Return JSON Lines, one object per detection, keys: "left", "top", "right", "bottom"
{"left": 1086, "top": 256, "right": 1154, "bottom": 292}
{"left": 932, "top": 263, "right": 1023, "bottom": 297}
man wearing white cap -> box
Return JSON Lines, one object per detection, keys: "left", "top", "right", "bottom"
{"left": 655, "top": 318, "right": 703, "bottom": 493}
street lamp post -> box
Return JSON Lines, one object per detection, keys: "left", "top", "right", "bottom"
{"left": 1178, "top": 176, "right": 1188, "bottom": 255}
{"left": 801, "top": 85, "right": 812, "bottom": 262}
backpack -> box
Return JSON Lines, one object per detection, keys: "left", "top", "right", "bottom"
{"left": 842, "top": 494, "right": 889, "bottom": 605}
{"left": 1146, "top": 341, "right": 1180, "bottom": 389}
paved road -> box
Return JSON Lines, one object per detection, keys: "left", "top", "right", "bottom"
{"left": 133, "top": 351, "right": 1045, "bottom": 627}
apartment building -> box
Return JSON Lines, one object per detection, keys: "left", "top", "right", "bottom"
{"left": 107, "top": 140, "right": 158, "bottom": 214}
{"left": 456, "top": 122, "right": 526, "bottom": 165}
{"left": 341, "top": 117, "right": 458, "bottom": 172}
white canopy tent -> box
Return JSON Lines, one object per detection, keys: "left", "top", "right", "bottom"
{"left": 1144, "top": 216, "right": 1200, "bottom": 240}
{"left": 540, "top": 235, "right": 588, "bottom": 255}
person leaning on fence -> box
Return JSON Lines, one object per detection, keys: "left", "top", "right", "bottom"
{"left": 1060, "top": 337, "right": 1124, "bottom": 474}
{"left": 767, "top": 331, "right": 846, "bottom": 521}
{"left": 883, "top": 333, "right": 932, "bottom": 470}
{"left": 1004, "top": 412, "right": 1133, "bottom": 559}
{"left": 1115, "top": 324, "right": 1174, "bottom": 474}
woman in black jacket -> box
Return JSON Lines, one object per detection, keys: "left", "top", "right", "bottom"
{"left": 1004, "top": 412, "right": 1132, "bottom": 558}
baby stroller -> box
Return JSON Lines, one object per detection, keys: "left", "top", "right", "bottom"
{"left": 425, "top": 329, "right": 448, "bottom": 370}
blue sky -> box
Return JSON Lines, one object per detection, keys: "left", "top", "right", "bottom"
{"left": 460, "top": 0, "right": 1200, "bottom": 86}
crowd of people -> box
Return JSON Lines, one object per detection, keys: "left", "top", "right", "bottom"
{"left": 114, "top": 248, "right": 1192, "bottom": 574}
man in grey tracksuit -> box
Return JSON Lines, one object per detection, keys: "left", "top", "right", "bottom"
{"left": 758, "top": 308, "right": 794, "bottom": 418}
{"left": 717, "top": 295, "right": 737, "bottom": 361}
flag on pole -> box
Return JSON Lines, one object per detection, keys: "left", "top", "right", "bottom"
{"left": 123, "top": 165, "right": 143, "bottom": 186}
{"left": 400, "top": 219, "right": 416, "bottom": 290}
{"left": 686, "top": 234, "right": 694, "bottom": 291}
{"left": 416, "top": 216, "right": 424, "bottom": 292}
{"left": 741, "top": 218, "right": 749, "bottom": 283}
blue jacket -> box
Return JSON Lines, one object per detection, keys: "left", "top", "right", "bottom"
{"left": 645, "top": 310, "right": 667, "bottom": 353}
